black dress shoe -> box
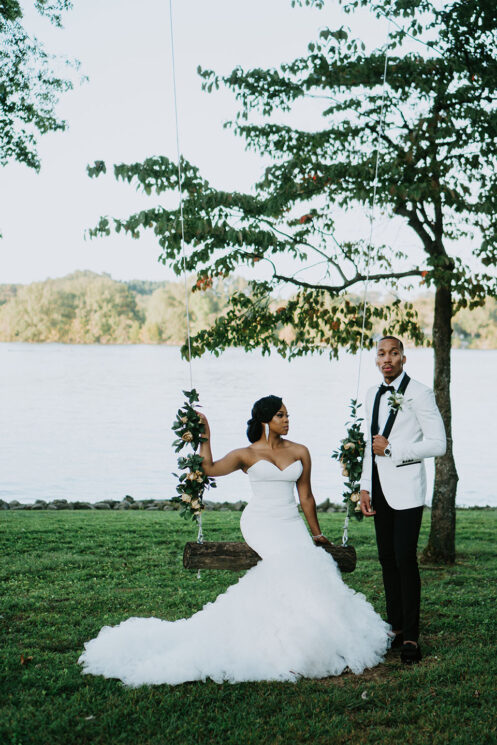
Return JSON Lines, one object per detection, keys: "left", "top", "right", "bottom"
{"left": 400, "top": 642, "right": 422, "bottom": 664}
{"left": 390, "top": 633, "right": 404, "bottom": 649}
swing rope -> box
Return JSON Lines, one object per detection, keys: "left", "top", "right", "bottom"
{"left": 168, "top": 0, "right": 193, "bottom": 392}
{"left": 342, "top": 20, "right": 391, "bottom": 547}
{"left": 168, "top": 0, "right": 202, "bottom": 548}
{"left": 355, "top": 21, "right": 392, "bottom": 402}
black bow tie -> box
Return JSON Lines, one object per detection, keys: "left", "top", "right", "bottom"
{"left": 378, "top": 384, "right": 395, "bottom": 395}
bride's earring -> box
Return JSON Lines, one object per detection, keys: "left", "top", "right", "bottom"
{"left": 264, "top": 423, "right": 269, "bottom": 440}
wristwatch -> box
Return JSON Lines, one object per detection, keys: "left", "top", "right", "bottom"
{"left": 384, "top": 445, "right": 392, "bottom": 457}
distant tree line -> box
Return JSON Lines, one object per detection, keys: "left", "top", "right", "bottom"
{"left": 0, "top": 270, "right": 495, "bottom": 347}
{"left": 0, "top": 271, "right": 244, "bottom": 344}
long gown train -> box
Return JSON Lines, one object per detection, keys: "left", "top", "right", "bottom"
{"left": 79, "top": 460, "right": 391, "bottom": 686}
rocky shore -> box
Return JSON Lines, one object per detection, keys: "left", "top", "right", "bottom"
{"left": 0, "top": 495, "right": 346, "bottom": 513}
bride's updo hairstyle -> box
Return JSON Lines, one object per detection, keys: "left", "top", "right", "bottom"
{"left": 246, "top": 395, "right": 283, "bottom": 443}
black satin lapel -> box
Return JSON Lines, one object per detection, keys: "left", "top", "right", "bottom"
{"left": 382, "top": 409, "right": 397, "bottom": 441}
{"left": 371, "top": 388, "right": 383, "bottom": 437}
{"left": 382, "top": 374, "right": 411, "bottom": 439}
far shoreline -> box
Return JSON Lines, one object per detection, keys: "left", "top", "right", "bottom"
{"left": 2, "top": 496, "right": 495, "bottom": 513}
{"left": 2, "top": 341, "right": 497, "bottom": 351}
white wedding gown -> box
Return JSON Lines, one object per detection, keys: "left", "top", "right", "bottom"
{"left": 79, "top": 460, "right": 391, "bottom": 686}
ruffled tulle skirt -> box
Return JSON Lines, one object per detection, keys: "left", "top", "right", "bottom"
{"left": 79, "top": 545, "right": 391, "bottom": 686}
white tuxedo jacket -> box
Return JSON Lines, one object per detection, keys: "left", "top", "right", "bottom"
{"left": 360, "top": 377, "right": 446, "bottom": 510}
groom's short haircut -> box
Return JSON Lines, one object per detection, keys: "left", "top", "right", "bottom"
{"left": 378, "top": 336, "right": 404, "bottom": 353}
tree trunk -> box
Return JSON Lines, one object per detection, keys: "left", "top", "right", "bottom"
{"left": 421, "top": 285, "right": 459, "bottom": 563}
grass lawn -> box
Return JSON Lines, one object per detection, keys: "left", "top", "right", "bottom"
{"left": 1, "top": 509, "right": 496, "bottom": 745}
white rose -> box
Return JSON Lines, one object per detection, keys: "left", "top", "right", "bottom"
{"left": 354, "top": 503, "right": 362, "bottom": 512}
{"left": 181, "top": 494, "right": 192, "bottom": 504}
{"left": 350, "top": 492, "right": 360, "bottom": 503}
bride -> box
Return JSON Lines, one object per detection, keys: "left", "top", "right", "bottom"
{"left": 79, "top": 395, "right": 391, "bottom": 686}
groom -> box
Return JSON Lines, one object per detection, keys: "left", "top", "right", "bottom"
{"left": 359, "top": 336, "right": 446, "bottom": 664}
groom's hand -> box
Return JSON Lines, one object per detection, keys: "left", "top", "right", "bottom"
{"left": 360, "top": 490, "right": 376, "bottom": 516}
{"left": 372, "top": 435, "right": 389, "bottom": 456}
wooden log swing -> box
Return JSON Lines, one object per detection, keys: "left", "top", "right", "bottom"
{"left": 172, "top": 391, "right": 360, "bottom": 575}
{"left": 183, "top": 540, "right": 357, "bottom": 573}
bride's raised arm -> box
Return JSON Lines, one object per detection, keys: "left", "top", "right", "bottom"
{"left": 296, "top": 446, "right": 330, "bottom": 545}
{"left": 198, "top": 413, "right": 246, "bottom": 477}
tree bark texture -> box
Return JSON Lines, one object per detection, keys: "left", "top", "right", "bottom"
{"left": 183, "top": 541, "right": 357, "bottom": 573}
{"left": 422, "top": 285, "right": 459, "bottom": 563}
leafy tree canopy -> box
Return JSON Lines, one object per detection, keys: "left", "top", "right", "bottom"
{"left": 88, "top": 0, "right": 497, "bottom": 364}
{"left": 0, "top": 0, "right": 79, "bottom": 171}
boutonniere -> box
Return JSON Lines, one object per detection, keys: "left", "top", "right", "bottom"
{"left": 387, "top": 392, "right": 405, "bottom": 412}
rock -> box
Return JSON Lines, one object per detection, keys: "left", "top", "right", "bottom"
{"left": 10, "top": 503, "right": 27, "bottom": 510}
{"left": 51, "top": 500, "right": 71, "bottom": 509}
{"left": 231, "top": 501, "right": 246, "bottom": 511}
{"left": 73, "top": 502, "right": 94, "bottom": 510}
{"left": 0, "top": 500, "right": 9, "bottom": 510}
{"left": 145, "top": 506, "right": 160, "bottom": 511}
{"left": 31, "top": 500, "right": 47, "bottom": 510}
{"left": 93, "top": 502, "right": 111, "bottom": 510}
{"left": 9, "top": 500, "right": 21, "bottom": 507}
{"left": 47, "top": 504, "right": 58, "bottom": 510}
{"left": 129, "top": 502, "right": 144, "bottom": 510}
{"left": 117, "top": 502, "right": 130, "bottom": 510}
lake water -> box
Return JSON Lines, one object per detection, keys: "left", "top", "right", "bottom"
{"left": 1, "top": 343, "right": 495, "bottom": 508}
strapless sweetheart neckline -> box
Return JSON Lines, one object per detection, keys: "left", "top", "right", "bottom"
{"left": 246, "top": 459, "right": 302, "bottom": 474}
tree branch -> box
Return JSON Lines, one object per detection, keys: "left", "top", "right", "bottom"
{"left": 394, "top": 204, "right": 438, "bottom": 255}
{"left": 418, "top": 201, "right": 436, "bottom": 237}
{"left": 251, "top": 214, "right": 350, "bottom": 284}
{"left": 272, "top": 268, "right": 423, "bottom": 294}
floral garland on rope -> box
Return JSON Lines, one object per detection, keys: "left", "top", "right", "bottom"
{"left": 171, "top": 389, "right": 216, "bottom": 520}
{"left": 331, "top": 399, "right": 365, "bottom": 521}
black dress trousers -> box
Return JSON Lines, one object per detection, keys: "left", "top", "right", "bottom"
{"left": 372, "top": 464, "right": 424, "bottom": 642}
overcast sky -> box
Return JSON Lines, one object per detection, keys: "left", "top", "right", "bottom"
{"left": 1, "top": 0, "right": 433, "bottom": 286}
